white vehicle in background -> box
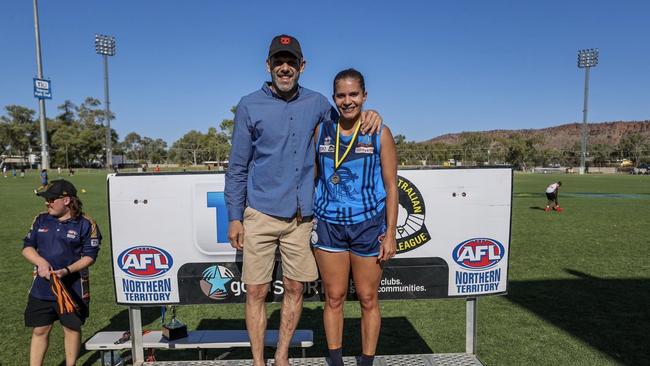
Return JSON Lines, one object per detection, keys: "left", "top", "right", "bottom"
{"left": 632, "top": 163, "right": 650, "bottom": 175}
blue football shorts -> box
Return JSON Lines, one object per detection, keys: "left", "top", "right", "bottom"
{"left": 311, "top": 209, "right": 386, "bottom": 257}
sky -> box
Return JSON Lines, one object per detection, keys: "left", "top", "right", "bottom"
{"left": 1, "top": 0, "right": 649, "bottom": 144}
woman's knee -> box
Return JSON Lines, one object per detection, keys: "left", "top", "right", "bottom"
{"left": 325, "top": 291, "right": 347, "bottom": 310}
{"left": 356, "top": 292, "right": 379, "bottom": 311}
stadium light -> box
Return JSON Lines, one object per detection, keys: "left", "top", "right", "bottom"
{"left": 577, "top": 48, "right": 599, "bottom": 175}
{"left": 32, "top": 0, "right": 49, "bottom": 169}
{"left": 95, "top": 34, "right": 116, "bottom": 170}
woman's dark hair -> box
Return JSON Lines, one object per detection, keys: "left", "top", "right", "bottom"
{"left": 68, "top": 196, "right": 84, "bottom": 218}
{"left": 333, "top": 68, "right": 365, "bottom": 93}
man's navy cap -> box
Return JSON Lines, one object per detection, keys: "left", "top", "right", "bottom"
{"left": 37, "top": 179, "right": 78, "bottom": 199}
{"left": 268, "top": 34, "right": 303, "bottom": 60}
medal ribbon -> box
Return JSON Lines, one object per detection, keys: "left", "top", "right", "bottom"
{"left": 50, "top": 272, "right": 79, "bottom": 315}
{"left": 334, "top": 119, "right": 361, "bottom": 170}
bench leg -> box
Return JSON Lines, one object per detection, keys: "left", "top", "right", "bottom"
{"left": 199, "top": 349, "right": 205, "bottom": 360}
{"left": 302, "top": 348, "right": 306, "bottom": 359}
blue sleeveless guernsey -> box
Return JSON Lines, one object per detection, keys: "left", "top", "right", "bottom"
{"left": 314, "top": 120, "right": 386, "bottom": 224}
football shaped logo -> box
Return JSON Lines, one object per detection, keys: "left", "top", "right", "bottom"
{"left": 452, "top": 238, "right": 504, "bottom": 271}
{"left": 118, "top": 246, "right": 173, "bottom": 278}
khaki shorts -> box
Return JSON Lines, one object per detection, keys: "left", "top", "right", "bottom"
{"left": 242, "top": 207, "right": 318, "bottom": 284}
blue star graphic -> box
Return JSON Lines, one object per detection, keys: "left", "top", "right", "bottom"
{"left": 202, "top": 266, "right": 231, "bottom": 295}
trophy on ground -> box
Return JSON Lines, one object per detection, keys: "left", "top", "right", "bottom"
{"left": 162, "top": 305, "right": 188, "bottom": 340}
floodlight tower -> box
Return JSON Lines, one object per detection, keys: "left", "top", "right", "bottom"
{"left": 95, "top": 34, "right": 116, "bottom": 170}
{"left": 577, "top": 48, "right": 599, "bottom": 175}
{"left": 32, "top": 0, "right": 49, "bottom": 169}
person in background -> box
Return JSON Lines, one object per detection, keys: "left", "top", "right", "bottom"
{"left": 39, "top": 169, "right": 48, "bottom": 189}
{"left": 545, "top": 181, "right": 562, "bottom": 212}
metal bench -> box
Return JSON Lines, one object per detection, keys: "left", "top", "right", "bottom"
{"left": 85, "top": 329, "right": 313, "bottom": 363}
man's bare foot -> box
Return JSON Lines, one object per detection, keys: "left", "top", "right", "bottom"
{"left": 274, "top": 353, "right": 290, "bottom": 366}
{"left": 252, "top": 358, "right": 266, "bottom": 366}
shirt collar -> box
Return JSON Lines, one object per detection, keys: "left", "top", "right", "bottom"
{"left": 44, "top": 214, "right": 79, "bottom": 224}
{"left": 262, "top": 82, "right": 302, "bottom": 102}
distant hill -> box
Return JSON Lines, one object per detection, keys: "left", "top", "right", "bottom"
{"left": 425, "top": 120, "right": 650, "bottom": 149}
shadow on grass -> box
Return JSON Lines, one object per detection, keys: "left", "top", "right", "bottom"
{"left": 79, "top": 306, "right": 161, "bottom": 366}
{"left": 506, "top": 269, "right": 649, "bottom": 366}
{"left": 528, "top": 206, "right": 546, "bottom": 210}
{"left": 79, "top": 307, "right": 429, "bottom": 363}
{"left": 194, "top": 307, "right": 431, "bottom": 360}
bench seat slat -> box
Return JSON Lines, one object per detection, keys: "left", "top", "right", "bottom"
{"left": 85, "top": 330, "right": 313, "bottom": 351}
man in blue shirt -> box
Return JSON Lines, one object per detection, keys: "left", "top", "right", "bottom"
{"left": 23, "top": 179, "right": 101, "bottom": 366}
{"left": 225, "top": 34, "right": 381, "bottom": 366}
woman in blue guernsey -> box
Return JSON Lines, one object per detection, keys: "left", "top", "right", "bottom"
{"left": 312, "top": 69, "right": 398, "bottom": 366}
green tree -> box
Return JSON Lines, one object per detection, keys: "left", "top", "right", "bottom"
{"left": 503, "top": 134, "right": 543, "bottom": 170}
{"left": 171, "top": 130, "right": 206, "bottom": 165}
{"left": 50, "top": 123, "right": 81, "bottom": 168}
{"left": 219, "top": 106, "right": 237, "bottom": 142}
{"left": 203, "top": 127, "right": 230, "bottom": 162}
{"left": 618, "top": 132, "right": 649, "bottom": 166}
{"left": 394, "top": 134, "right": 407, "bottom": 145}
{"left": 56, "top": 100, "right": 77, "bottom": 123}
{"left": 123, "top": 132, "right": 143, "bottom": 161}
{"left": 589, "top": 144, "right": 614, "bottom": 167}
{"left": 76, "top": 97, "right": 105, "bottom": 127}
{"left": 460, "top": 132, "right": 491, "bottom": 165}
{"left": 0, "top": 105, "right": 39, "bottom": 156}
{"left": 142, "top": 137, "right": 168, "bottom": 164}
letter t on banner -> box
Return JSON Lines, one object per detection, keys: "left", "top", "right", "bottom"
{"left": 207, "top": 192, "right": 229, "bottom": 243}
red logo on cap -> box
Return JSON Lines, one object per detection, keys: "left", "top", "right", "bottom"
{"left": 280, "top": 37, "right": 291, "bottom": 45}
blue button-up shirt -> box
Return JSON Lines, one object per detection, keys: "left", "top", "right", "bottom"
{"left": 225, "top": 83, "right": 337, "bottom": 221}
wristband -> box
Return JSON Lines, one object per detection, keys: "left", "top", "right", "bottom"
{"left": 65, "top": 266, "right": 71, "bottom": 274}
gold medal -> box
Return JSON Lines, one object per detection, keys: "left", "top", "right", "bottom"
{"left": 331, "top": 173, "right": 340, "bottom": 184}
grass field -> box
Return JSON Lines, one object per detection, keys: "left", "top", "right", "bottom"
{"left": 1, "top": 171, "right": 648, "bottom": 365}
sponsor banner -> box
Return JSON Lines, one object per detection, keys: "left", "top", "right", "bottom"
{"left": 176, "top": 258, "right": 449, "bottom": 303}
{"left": 109, "top": 168, "right": 511, "bottom": 305}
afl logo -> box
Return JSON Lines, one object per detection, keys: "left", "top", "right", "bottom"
{"left": 452, "top": 238, "right": 504, "bottom": 270}
{"left": 117, "top": 246, "right": 173, "bottom": 278}
{"left": 396, "top": 176, "right": 430, "bottom": 254}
